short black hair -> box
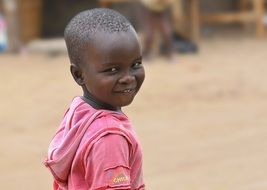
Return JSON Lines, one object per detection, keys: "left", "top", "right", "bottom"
{"left": 64, "top": 8, "right": 132, "bottom": 65}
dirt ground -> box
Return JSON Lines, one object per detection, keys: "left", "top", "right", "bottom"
{"left": 1, "top": 34, "right": 267, "bottom": 190}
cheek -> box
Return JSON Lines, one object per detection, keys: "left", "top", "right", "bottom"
{"left": 89, "top": 76, "right": 116, "bottom": 93}
{"left": 84, "top": 76, "right": 101, "bottom": 94}
{"left": 137, "top": 69, "right": 145, "bottom": 85}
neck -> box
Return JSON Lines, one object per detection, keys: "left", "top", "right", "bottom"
{"left": 82, "top": 91, "right": 120, "bottom": 112}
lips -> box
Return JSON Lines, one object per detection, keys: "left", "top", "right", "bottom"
{"left": 115, "top": 88, "right": 136, "bottom": 94}
{"left": 123, "top": 89, "right": 135, "bottom": 93}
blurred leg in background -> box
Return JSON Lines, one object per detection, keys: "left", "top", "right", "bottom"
{"left": 140, "top": 0, "right": 173, "bottom": 60}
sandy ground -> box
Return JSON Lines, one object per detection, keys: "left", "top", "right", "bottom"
{"left": 0, "top": 34, "right": 267, "bottom": 190}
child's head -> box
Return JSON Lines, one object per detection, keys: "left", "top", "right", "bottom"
{"left": 64, "top": 8, "right": 145, "bottom": 110}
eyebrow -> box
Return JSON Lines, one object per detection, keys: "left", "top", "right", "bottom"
{"left": 102, "top": 56, "right": 142, "bottom": 66}
{"left": 134, "top": 56, "right": 142, "bottom": 61}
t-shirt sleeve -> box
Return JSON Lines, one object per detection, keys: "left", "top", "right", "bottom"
{"left": 85, "top": 133, "right": 132, "bottom": 190}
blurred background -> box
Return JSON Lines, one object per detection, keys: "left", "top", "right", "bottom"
{"left": 0, "top": 0, "right": 267, "bottom": 189}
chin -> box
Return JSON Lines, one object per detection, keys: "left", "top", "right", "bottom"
{"left": 118, "top": 99, "right": 134, "bottom": 107}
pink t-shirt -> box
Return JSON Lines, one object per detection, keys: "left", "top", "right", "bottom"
{"left": 44, "top": 97, "right": 145, "bottom": 190}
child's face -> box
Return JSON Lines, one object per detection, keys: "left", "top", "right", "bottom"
{"left": 81, "top": 30, "right": 145, "bottom": 109}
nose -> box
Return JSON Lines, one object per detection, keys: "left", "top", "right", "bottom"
{"left": 118, "top": 72, "right": 135, "bottom": 84}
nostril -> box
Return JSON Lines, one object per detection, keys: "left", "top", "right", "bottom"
{"left": 119, "top": 74, "right": 135, "bottom": 84}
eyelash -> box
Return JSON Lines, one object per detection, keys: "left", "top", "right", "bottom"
{"left": 132, "top": 62, "right": 142, "bottom": 69}
{"left": 103, "top": 61, "right": 142, "bottom": 74}
{"left": 104, "top": 67, "right": 118, "bottom": 73}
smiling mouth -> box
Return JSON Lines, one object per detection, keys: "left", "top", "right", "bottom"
{"left": 115, "top": 88, "right": 136, "bottom": 94}
{"left": 123, "top": 89, "right": 134, "bottom": 93}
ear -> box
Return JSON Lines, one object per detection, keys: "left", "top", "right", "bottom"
{"left": 70, "top": 64, "right": 84, "bottom": 86}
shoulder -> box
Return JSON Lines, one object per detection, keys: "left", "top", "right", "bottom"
{"left": 80, "top": 111, "right": 137, "bottom": 156}
{"left": 91, "top": 111, "right": 131, "bottom": 135}
{"left": 82, "top": 113, "right": 140, "bottom": 155}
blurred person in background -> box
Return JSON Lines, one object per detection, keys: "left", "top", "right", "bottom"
{"left": 1, "top": 0, "right": 21, "bottom": 53}
{"left": 139, "top": 0, "right": 174, "bottom": 61}
{"left": 0, "top": 5, "right": 7, "bottom": 52}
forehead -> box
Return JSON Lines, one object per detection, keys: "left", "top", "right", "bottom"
{"left": 83, "top": 30, "right": 141, "bottom": 65}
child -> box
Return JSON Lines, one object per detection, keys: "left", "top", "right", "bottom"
{"left": 44, "top": 8, "right": 145, "bottom": 190}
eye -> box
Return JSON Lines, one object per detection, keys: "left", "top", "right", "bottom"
{"left": 110, "top": 67, "right": 117, "bottom": 72}
{"left": 103, "top": 67, "right": 118, "bottom": 74}
{"left": 132, "top": 61, "right": 142, "bottom": 69}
